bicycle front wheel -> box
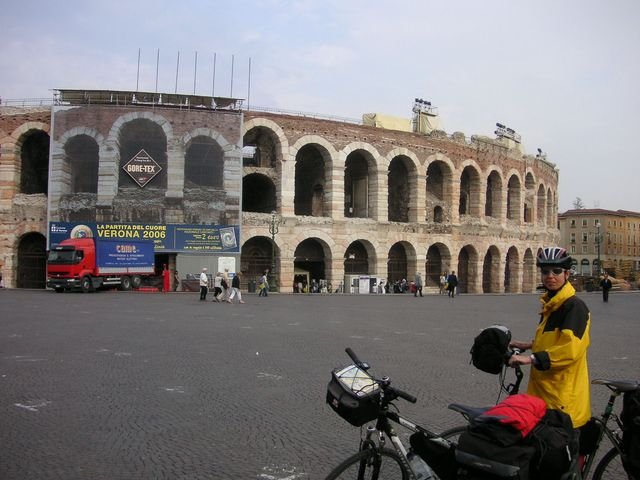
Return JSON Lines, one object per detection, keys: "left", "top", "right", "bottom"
{"left": 592, "top": 446, "right": 627, "bottom": 480}
{"left": 326, "top": 447, "right": 409, "bottom": 480}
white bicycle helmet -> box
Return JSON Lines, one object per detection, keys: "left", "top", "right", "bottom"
{"left": 536, "top": 246, "right": 572, "bottom": 269}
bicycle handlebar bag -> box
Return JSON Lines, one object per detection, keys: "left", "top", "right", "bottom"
{"left": 326, "top": 364, "right": 380, "bottom": 426}
{"left": 470, "top": 325, "right": 512, "bottom": 375}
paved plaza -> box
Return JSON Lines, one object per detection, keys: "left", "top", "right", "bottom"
{"left": 1, "top": 288, "right": 638, "bottom": 479}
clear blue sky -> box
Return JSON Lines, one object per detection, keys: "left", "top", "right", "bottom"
{"left": 2, "top": 0, "right": 638, "bottom": 212}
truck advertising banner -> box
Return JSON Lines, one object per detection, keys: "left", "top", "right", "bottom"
{"left": 96, "top": 240, "right": 155, "bottom": 271}
{"left": 49, "top": 222, "right": 240, "bottom": 253}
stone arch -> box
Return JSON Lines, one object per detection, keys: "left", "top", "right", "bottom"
{"left": 242, "top": 173, "right": 276, "bottom": 213}
{"left": 242, "top": 125, "right": 281, "bottom": 168}
{"left": 293, "top": 142, "right": 332, "bottom": 217}
{"left": 537, "top": 184, "right": 547, "bottom": 225}
{"left": 103, "top": 111, "right": 174, "bottom": 193}
{"left": 15, "top": 127, "right": 50, "bottom": 195}
{"left": 342, "top": 145, "right": 379, "bottom": 219}
{"left": 344, "top": 239, "right": 377, "bottom": 275}
{"left": 485, "top": 168, "right": 504, "bottom": 219}
{"left": 425, "top": 154, "right": 455, "bottom": 223}
{"left": 523, "top": 171, "right": 536, "bottom": 224}
{"left": 183, "top": 127, "right": 233, "bottom": 152}
{"left": 387, "top": 147, "right": 421, "bottom": 223}
{"left": 65, "top": 134, "right": 100, "bottom": 193}
{"left": 183, "top": 132, "right": 225, "bottom": 188}
{"left": 240, "top": 235, "right": 275, "bottom": 289}
{"left": 459, "top": 163, "right": 482, "bottom": 217}
{"left": 16, "top": 232, "right": 47, "bottom": 289}
{"left": 457, "top": 244, "right": 480, "bottom": 293}
{"left": 506, "top": 172, "right": 523, "bottom": 222}
{"left": 482, "top": 245, "right": 502, "bottom": 293}
{"left": 522, "top": 248, "right": 536, "bottom": 292}
{"left": 293, "top": 236, "right": 333, "bottom": 288}
{"left": 58, "top": 126, "right": 104, "bottom": 146}
{"left": 546, "top": 187, "right": 554, "bottom": 227}
{"left": 387, "top": 241, "right": 417, "bottom": 287}
{"left": 387, "top": 154, "right": 417, "bottom": 223}
{"left": 242, "top": 117, "right": 290, "bottom": 162}
{"left": 505, "top": 246, "right": 521, "bottom": 293}
{"left": 425, "top": 242, "right": 452, "bottom": 287}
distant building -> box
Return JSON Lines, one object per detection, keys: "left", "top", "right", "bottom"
{"left": 558, "top": 209, "right": 640, "bottom": 279}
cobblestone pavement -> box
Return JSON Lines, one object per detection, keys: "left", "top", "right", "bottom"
{"left": 0, "top": 289, "right": 637, "bottom": 479}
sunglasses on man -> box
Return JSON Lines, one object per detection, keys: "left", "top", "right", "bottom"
{"left": 541, "top": 267, "right": 565, "bottom": 276}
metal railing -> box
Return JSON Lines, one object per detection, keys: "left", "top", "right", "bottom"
{"left": 1, "top": 97, "right": 55, "bottom": 107}
{"left": 242, "top": 104, "right": 362, "bottom": 125}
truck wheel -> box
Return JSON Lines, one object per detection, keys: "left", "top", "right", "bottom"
{"left": 81, "top": 276, "right": 92, "bottom": 293}
{"left": 120, "top": 276, "right": 132, "bottom": 291}
{"left": 131, "top": 275, "right": 142, "bottom": 289}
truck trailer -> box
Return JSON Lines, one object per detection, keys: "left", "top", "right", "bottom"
{"left": 47, "top": 237, "right": 155, "bottom": 292}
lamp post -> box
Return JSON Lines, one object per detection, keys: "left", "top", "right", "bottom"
{"left": 268, "top": 210, "right": 281, "bottom": 292}
{"left": 595, "top": 221, "right": 601, "bottom": 276}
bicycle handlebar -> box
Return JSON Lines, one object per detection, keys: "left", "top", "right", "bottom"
{"left": 344, "top": 348, "right": 417, "bottom": 404}
{"left": 345, "top": 347, "right": 368, "bottom": 370}
{"left": 390, "top": 385, "right": 417, "bottom": 404}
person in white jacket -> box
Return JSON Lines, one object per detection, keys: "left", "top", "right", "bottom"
{"left": 199, "top": 268, "right": 209, "bottom": 301}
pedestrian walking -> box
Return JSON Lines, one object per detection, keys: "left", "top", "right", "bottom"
{"left": 199, "top": 267, "right": 209, "bottom": 301}
{"left": 221, "top": 268, "right": 231, "bottom": 301}
{"left": 600, "top": 272, "right": 612, "bottom": 303}
{"left": 212, "top": 272, "right": 223, "bottom": 302}
{"left": 414, "top": 272, "right": 423, "bottom": 297}
{"left": 228, "top": 271, "right": 245, "bottom": 304}
{"left": 439, "top": 272, "right": 447, "bottom": 295}
{"left": 446, "top": 270, "right": 458, "bottom": 298}
{"left": 258, "top": 270, "right": 269, "bottom": 297}
{"left": 173, "top": 270, "right": 180, "bottom": 292}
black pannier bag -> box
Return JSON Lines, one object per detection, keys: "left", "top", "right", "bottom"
{"left": 326, "top": 364, "right": 380, "bottom": 427}
{"left": 455, "top": 394, "right": 560, "bottom": 480}
{"left": 577, "top": 417, "right": 601, "bottom": 456}
{"left": 470, "top": 325, "right": 512, "bottom": 375}
{"left": 529, "top": 409, "right": 576, "bottom": 480}
{"left": 621, "top": 387, "right": 640, "bottom": 479}
{"left": 410, "top": 432, "right": 458, "bottom": 480}
{"left": 457, "top": 427, "right": 536, "bottom": 480}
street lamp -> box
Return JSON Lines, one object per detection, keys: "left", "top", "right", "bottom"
{"left": 268, "top": 210, "right": 281, "bottom": 292}
{"left": 595, "top": 221, "right": 601, "bottom": 276}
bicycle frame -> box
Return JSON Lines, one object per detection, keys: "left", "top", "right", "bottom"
{"left": 357, "top": 407, "right": 451, "bottom": 478}
{"left": 580, "top": 380, "right": 628, "bottom": 478}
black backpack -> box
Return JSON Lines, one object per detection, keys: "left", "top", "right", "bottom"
{"left": 529, "top": 409, "right": 576, "bottom": 479}
{"left": 621, "top": 388, "right": 640, "bottom": 479}
{"left": 470, "top": 325, "right": 512, "bottom": 375}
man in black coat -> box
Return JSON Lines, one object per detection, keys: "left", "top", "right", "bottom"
{"left": 447, "top": 271, "right": 458, "bottom": 298}
{"left": 600, "top": 272, "right": 613, "bottom": 302}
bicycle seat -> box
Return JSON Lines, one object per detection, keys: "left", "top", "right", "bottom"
{"left": 592, "top": 378, "right": 639, "bottom": 393}
{"left": 448, "top": 403, "right": 490, "bottom": 420}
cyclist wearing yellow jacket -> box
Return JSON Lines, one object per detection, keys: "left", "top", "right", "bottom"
{"left": 509, "top": 247, "right": 591, "bottom": 428}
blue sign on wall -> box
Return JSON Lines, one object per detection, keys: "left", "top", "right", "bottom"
{"left": 49, "top": 222, "right": 241, "bottom": 253}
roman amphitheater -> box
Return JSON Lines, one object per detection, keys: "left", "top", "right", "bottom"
{"left": 0, "top": 91, "right": 559, "bottom": 292}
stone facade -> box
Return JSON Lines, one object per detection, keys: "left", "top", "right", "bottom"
{"left": 240, "top": 111, "right": 560, "bottom": 293}
{"left": 0, "top": 106, "right": 51, "bottom": 288}
{"left": 1, "top": 96, "right": 560, "bottom": 292}
{"left": 558, "top": 208, "right": 640, "bottom": 278}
